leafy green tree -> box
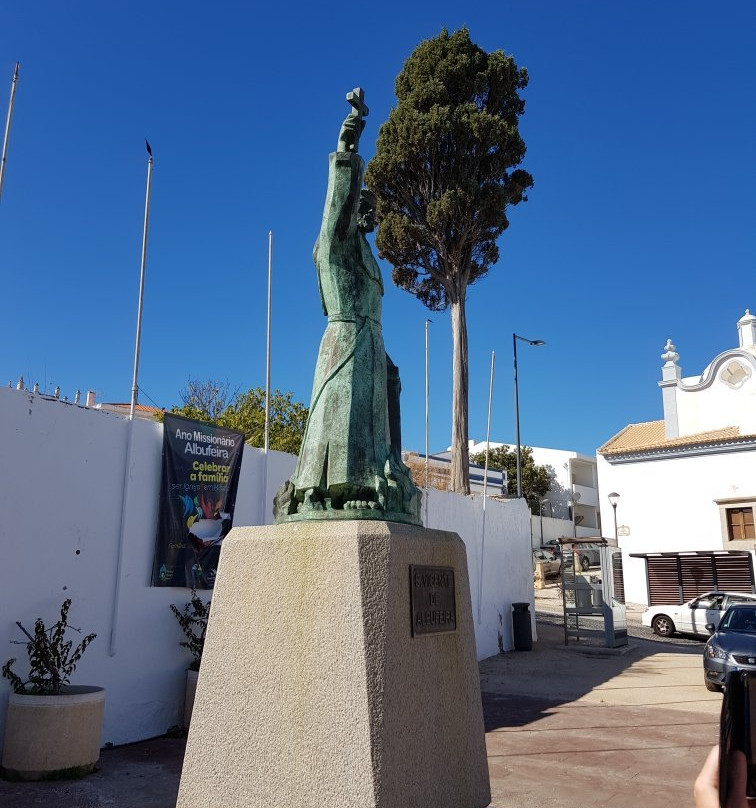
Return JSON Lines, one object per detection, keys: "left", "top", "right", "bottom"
{"left": 470, "top": 445, "right": 551, "bottom": 506}
{"left": 366, "top": 28, "right": 533, "bottom": 495}
{"left": 160, "top": 378, "right": 308, "bottom": 455}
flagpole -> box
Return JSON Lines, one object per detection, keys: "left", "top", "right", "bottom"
{"left": 261, "top": 230, "right": 273, "bottom": 525}
{"left": 477, "top": 350, "right": 495, "bottom": 624}
{"left": 424, "top": 318, "right": 431, "bottom": 526}
{"left": 129, "top": 141, "right": 154, "bottom": 421}
{"left": 111, "top": 142, "right": 154, "bottom": 655}
{"left": 264, "top": 231, "right": 273, "bottom": 453}
{"left": 0, "top": 62, "right": 20, "bottom": 205}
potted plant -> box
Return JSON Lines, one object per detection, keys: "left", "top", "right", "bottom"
{"left": 1, "top": 598, "right": 103, "bottom": 781}
{"left": 170, "top": 590, "right": 210, "bottom": 728}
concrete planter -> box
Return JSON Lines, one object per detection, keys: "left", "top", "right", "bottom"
{"left": 1, "top": 686, "right": 105, "bottom": 781}
{"left": 184, "top": 670, "right": 199, "bottom": 729}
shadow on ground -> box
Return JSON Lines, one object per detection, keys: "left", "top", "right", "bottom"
{"left": 480, "top": 618, "right": 712, "bottom": 732}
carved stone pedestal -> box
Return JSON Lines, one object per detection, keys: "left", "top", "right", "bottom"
{"left": 176, "top": 520, "right": 490, "bottom": 808}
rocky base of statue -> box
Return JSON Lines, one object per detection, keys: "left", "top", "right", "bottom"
{"left": 176, "top": 520, "right": 491, "bottom": 808}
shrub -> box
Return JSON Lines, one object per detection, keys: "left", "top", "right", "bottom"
{"left": 2, "top": 599, "right": 97, "bottom": 696}
{"left": 170, "top": 591, "right": 210, "bottom": 672}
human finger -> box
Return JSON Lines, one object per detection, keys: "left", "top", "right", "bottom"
{"left": 694, "top": 745, "right": 720, "bottom": 808}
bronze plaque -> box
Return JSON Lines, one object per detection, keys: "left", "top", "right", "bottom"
{"left": 410, "top": 565, "right": 457, "bottom": 636}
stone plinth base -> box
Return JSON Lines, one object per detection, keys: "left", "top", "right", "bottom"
{"left": 177, "top": 520, "right": 490, "bottom": 808}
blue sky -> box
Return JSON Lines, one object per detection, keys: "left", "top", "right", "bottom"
{"left": 1, "top": 2, "right": 754, "bottom": 456}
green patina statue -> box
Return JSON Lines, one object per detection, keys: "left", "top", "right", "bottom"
{"left": 274, "top": 88, "right": 421, "bottom": 526}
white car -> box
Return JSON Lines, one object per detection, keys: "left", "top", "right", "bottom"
{"left": 642, "top": 591, "right": 756, "bottom": 637}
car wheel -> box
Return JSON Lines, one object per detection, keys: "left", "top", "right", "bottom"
{"left": 651, "top": 614, "right": 675, "bottom": 637}
{"left": 705, "top": 678, "right": 723, "bottom": 693}
{"left": 580, "top": 555, "right": 590, "bottom": 571}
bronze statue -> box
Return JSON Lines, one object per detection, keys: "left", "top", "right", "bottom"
{"left": 274, "top": 88, "right": 420, "bottom": 525}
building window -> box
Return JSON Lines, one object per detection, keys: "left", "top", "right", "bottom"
{"left": 727, "top": 507, "right": 755, "bottom": 541}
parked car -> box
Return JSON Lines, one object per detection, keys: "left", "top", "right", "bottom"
{"left": 532, "top": 549, "right": 561, "bottom": 577}
{"left": 642, "top": 591, "right": 756, "bottom": 638}
{"left": 703, "top": 603, "right": 756, "bottom": 692}
{"left": 548, "top": 541, "right": 600, "bottom": 571}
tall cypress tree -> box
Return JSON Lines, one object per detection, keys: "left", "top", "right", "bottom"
{"left": 366, "top": 28, "right": 533, "bottom": 494}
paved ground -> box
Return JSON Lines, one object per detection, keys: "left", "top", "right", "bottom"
{"left": 0, "top": 593, "right": 720, "bottom": 808}
{"left": 482, "top": 622, "right": 719, "bottom": 807}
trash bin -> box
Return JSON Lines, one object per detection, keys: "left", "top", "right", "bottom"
{"left": 512, "top": 602, "right": 533, "bottom": 651}
{"left": 575, "top": 588, "right": 592, "bottom": 609}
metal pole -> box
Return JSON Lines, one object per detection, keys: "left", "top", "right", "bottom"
{"left": 0, "top": 62, "right": 20, "bottom": 204}
{"left": 513, "top": 333, "right": 522, "bottom": 497}
{"left": 264, "top": 230, "right": 273, "bottom": 453}
{"left": 113, "top": 143, "right": 154, "bottom": 655}
{"left": 539, "top": 501, "right": 544, "bottom": 544}
{"left": 109, "top": 418, "right": 135, "bottom": 656}
{"left": 612, "top": 503, "right": 618, "bottom": 541}
{"left": 477, "top": 350, "right": 495, "bottom": 624}
{"left": 129, "top": 143, "right": 154, "bottom": 421}
{"left": 424, "top": 318, "right": 430, "bottom": 526}
{"left": 261, "top": 231, "right": 273, "bottom": 525}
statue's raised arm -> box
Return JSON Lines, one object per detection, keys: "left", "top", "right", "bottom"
{"left": 337, "top": 87, "right": 369, "bottom": 153}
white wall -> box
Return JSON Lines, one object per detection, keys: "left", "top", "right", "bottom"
{"left": 0, "top": 387, "right": 296, "bottom": 747}
{"left": 676, "top": 353, "right": 756, "bottom": 437}
{"left": 0, "top": 387, "right": 534, "bottom": 746}
{"left": 425, "top": 489, "right": 533, "bottom": 658}
{"left": 530, "top": 515, "right": 577, "bottom": 548}
{"left": 596, "top": 448, "right": 756, "bottom": 604}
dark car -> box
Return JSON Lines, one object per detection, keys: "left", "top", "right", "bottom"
{"left": 703, "top": 603, "right": 756, "bottom": 692}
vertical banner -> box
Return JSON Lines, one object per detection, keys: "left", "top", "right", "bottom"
{"left": 152, "top": 414, "right": 245, "bottom": 588}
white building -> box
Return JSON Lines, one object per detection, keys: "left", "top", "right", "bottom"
{"left": 402, "top": 450, "right": 507, "bottom": 496}
{"left": 597, "top": 310, "right": 756, "bottom": 605}
{"left": 467, "top": 441, "right": 601, "bottom": 544}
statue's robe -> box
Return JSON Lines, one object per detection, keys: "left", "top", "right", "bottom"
{"left": 291, "top": 150, "right": 391, "bottom": 504}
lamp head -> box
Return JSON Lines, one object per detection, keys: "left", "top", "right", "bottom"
{"left": 608, "top": 491, "right": 620, "bottom": 508}
{"left": 514, "top": 333, "right": 546, "bottom": 347}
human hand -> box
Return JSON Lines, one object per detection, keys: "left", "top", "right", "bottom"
{"left": 695, "top": 745, "right": 756, "bottom": 808}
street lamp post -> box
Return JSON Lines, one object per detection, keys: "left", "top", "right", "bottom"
{"left": 539, "top": 498, "right": 550, "bottom": 544}
{"left": 513, "top": 333, "right": 545, "bottom": 498}
{"left": 608, "top": 491, "right": 620, "bottom": 540}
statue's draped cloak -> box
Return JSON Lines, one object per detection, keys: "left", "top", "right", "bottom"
{"left": 291, "top": 151, "right": 391, "bottom": 498}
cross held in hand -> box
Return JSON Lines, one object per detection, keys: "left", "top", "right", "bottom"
{"left": 346, "top": 87, "right": 369, "bottom": 119}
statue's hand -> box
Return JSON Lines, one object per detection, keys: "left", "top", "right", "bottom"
{"left": 337, "top": 114, "right": 365, "bottom": 153}
{"left": 337, "top": 87, "right": 368, "bottom": 153}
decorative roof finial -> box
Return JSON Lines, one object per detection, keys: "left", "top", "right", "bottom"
{"left": 661, "top": 339, "right": 679, "bottom": 363}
